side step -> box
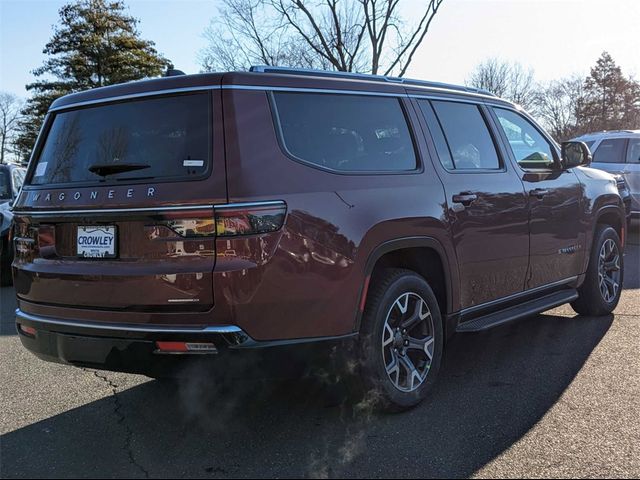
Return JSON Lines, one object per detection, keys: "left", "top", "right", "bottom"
{"left": 456, "top": 289, "right": 579, "bottom": 333}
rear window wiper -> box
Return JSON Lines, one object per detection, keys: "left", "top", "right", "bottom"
{"left": 88, "top": 163, "right": 151, "bottom": 177}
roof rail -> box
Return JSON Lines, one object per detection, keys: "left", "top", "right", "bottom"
{"left": 249, "top": 65, "right": 496, "bottom": 97}
{"left": 581, "top": 129, "right": 640, "bottom": 136}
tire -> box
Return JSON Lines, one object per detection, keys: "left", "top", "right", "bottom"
{"left": 357, "top": 268, "right": 443, "bottom": 412}
{"left": 571, "top": 226, "right": 624, "bottom": 316}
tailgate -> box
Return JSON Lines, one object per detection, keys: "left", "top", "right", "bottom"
{"left": 12, "top": 85, "right": 227, "bottom": 314}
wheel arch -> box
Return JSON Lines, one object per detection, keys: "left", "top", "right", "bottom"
{"left": 356, "top": 236, "right": 455, "bottom": 336}
{"left": 595, "top": 205, "right": 624, "bottom": 238}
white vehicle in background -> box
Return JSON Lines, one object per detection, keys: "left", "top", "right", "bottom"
{"left": 1, "top": 164, "right": 27, "bottom": 285}
{"left": 572, "top": 130, "right": 640, "bottom": 226}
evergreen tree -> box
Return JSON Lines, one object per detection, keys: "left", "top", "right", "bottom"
{"left": 578, "top": 52, "right": 640, "bottom": 131}
{"left": 15, "top": 0, "right": 170, "bottom": 161}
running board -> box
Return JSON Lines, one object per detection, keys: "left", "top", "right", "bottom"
{"left": 456, "top": 289, "right": 579, "bottom": 333}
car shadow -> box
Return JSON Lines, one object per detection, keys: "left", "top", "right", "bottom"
{"left": 0, "top": 311, "right": 613, "bottom": 478}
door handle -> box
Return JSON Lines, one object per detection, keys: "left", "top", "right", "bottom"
{"left": 452, "top": 193, "right": 478, "bottom": 206}
{"left": 529, "top": 188, "right": 549, "bottom": 199}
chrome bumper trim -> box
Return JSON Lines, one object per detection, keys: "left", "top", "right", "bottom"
{"left": 15, "top": 309, "right": 243, "bottom": 335}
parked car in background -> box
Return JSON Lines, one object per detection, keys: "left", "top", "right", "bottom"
{"left": 572, "top": 130, "right": 640, "bottom": 225}
{"left": 1, "top": 163, "right": 26, "bottom": 285}
{"left": 12, "top": 67, "right": 626, "bottom": 410}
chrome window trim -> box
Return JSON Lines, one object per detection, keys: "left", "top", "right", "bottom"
{"left": 409, "top": 93, "right": 509, "bottom": 106}
{"left": 230, "top": 85, "right": 500, "bottom": 102}
{"left": 226, "top": 84, "right": 407, "bottom": 98}
{"left": 48, "top": 85, "right": 223, "bottom": 112}
{"left": 48, "top": 83, "right": 508, "bottom": 113}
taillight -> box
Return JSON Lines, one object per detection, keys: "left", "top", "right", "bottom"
{"left": 13, "top": 220, "right": 37, "bottom": 259}
{"left": 151, "top": 208, "right": 216, "bottom": 238}
{"left": 214, "top": 201, "right": 287, "bottom": 237}
{"left": 151, "top": 202, "right": 287, "bottom": 239}
{"left": 166, "top": 218, "right": 216, "bottom": 237}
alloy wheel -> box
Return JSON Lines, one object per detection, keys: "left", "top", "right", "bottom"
{"left": 382, "top": 292, "right": 435, "bottom": 393}
{"left": 598, "top": 238, "right": 621, "bottom": 303}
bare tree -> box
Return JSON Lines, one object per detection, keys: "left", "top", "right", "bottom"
{"left": 533, "top": 76, "right": 585, "bottom": 142}
{"left": 0, "top": 92, "right": 24, "bottom": 164}
{"left": 467, "top": 58, "right": 536, "bottom": 110}
{"left": 200, "top": 0, "right": 445, "bottom": 76}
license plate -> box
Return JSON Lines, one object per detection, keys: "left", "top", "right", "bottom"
{"left": 77, "top": 226, "right": 117, "bottom": 258}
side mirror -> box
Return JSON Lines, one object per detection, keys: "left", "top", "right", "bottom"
{"left": 561, "top": 141, "right": 592, "bottom": 169}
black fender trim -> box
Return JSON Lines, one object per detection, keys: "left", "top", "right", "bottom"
{"left": 355, "top": 236, "right": 455, "bottom": 338}
{"left": 594, "top": 204, "right": 625, "bottom": 228}
{"left": 593, "top": 204, "right": 627, "bottom": 246}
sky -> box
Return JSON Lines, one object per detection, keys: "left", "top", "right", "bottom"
{"left": 0, "top": 0, "right": 639, "bottom": 98}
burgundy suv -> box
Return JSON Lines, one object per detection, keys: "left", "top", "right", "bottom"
{"left": 11, "top": 67, "right": 626, "bottom": 410}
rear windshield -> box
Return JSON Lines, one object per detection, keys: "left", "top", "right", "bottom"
{"left": 31, "top": 93, "right": 210, "bottom": 185}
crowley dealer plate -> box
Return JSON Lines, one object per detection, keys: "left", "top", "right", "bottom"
{"left": 77, "top": 226, "right": 117, "bottom": 258}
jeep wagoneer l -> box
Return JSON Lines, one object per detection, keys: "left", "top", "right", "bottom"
{"left": 11, "top": 67, "right": 626, "bottom": 410}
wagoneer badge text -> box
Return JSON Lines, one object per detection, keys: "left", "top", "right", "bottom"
{"left": 28, "top": 187, "right": 156, "bottom": 203}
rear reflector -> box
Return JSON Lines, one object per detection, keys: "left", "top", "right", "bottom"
{"left": 154, "top": 341, "right": 218, "bottom": 354}
{"left": 18, "top": 324, "right": 36, "bottom": 337}
{"left": 215, "top": 201, "right": 287, "bottom": 237}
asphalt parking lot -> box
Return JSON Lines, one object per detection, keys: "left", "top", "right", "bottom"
{"left": 1, "top": 235, "right": 638, "bottom": 478}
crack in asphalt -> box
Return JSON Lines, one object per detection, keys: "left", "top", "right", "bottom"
{"left": 86, "top": 369, "right": 150, "bottom": 479}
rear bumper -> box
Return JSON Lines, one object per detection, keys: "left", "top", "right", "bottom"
{"left": 15, "top": 309, "right": 357, "bottom": 376}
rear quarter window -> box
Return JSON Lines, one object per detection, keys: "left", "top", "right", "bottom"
{"left": 271, "top": 92, "right": 417, "bottom": 172}
{"left": 31, "top": 92, "right": 211, "bottom": 185}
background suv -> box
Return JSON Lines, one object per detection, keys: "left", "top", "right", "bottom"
{"left": 12, "top": 67, "right": 626, "bottom": 410}
{"left": 572, "top": 130, "right": 640, "bottom": 224}
{"left": 0, "top": 163, "right": 26, "bottom": 285}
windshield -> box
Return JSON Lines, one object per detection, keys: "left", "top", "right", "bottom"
{"left": 31, "top": 92, "right": 210, "bottom": 185}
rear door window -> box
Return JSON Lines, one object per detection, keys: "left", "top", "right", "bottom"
{"left": 626, "top": 139, "right": 640, "bottom": 163}
{"left": 593, "top": 138, "right": 627, "bottom": 164}
{"left": 430, "top": 101, "right": 501, "bottom": 170}
{"left": 31, "top": 93, "right": 210, "bottom": 185}
{"left": 271, "top": 92, "right": 417, "bottom": 172}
